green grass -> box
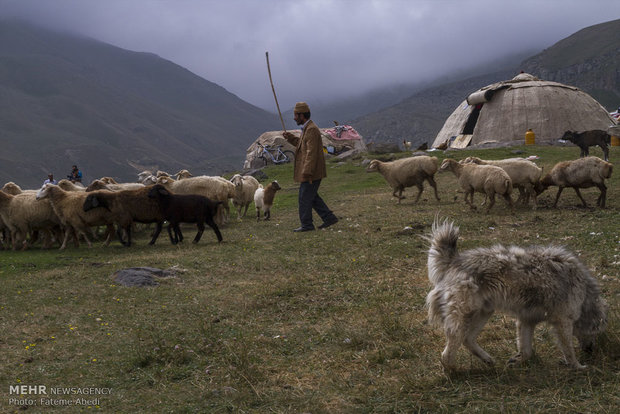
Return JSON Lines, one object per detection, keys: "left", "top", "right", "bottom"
{"left": 1, "top": 145, "right": 619, "bottom": 413}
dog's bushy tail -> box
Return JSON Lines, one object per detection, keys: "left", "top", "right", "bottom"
{"left": 426, "top": 218, "right": 459, "bottom": 285}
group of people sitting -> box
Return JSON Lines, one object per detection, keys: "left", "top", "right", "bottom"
{"left": 42, "top": 165, "right": 82, "bottom": 186}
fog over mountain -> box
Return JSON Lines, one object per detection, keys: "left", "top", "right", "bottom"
{"left": 3, "top": 0, "right": 619, "bottom": 112}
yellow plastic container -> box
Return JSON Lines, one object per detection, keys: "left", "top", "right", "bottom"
{"left": 525, "top": 129, "right": 535, "bottom": 145}
{"left": 612, "top": 135, "right": 620, "bottom": 147}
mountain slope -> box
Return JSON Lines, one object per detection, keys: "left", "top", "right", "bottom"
{"left": 350, "top": 19, "right": 620, "bottom": 148}
{"left": 520, "top": 18, "right": 620, "bottom": 109}
{"left": 0, "top": 20, "right": 278, "bottom": 188}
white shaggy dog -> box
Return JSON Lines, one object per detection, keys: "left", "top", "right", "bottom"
{"left": 426, "top": 219, "right": 607, "bottom": 370}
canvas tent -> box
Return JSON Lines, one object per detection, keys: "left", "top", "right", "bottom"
{"left": 432, "top": 73, "right": 617, "bottom": 149}
{"left": 244, "top": 126, "right": 366, "bottom": 169}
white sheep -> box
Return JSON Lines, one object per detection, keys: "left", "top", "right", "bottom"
{"left": 57, "top": 179, "right": 86, "bottom": 192}
{"left": 156, "top": 175, "right": 234, "bottom": 225}
{"left": 85, "top": 179, "right": 145, "bottom": 192}
{"left": 175, "top": 169, "right": 193, "bottom": 180}
{"left": 254, "top": 181, "right": 281, "bottom": 221}
{"left": 537, "top": 156, "right": 613, "bottom": 208}
{"left": 137, "top": 170, "right": 154, "bottom": 183}
{"left": 36, "top": 184, "right": 116, "bottom": 249}
{"left": 230, "top": 174, "right": 260, "bottom": 219}
{"left": 366, "top": 156, "right": 440, "bottom": 203}
{"left": 462, "top": 157, "right": 543, "bottom": 209}
{"left": 0, "top": 190, "right": 62, "bottom": 250}
{"left": 2, "top": 182, "right": 26, "bottom": 195}
{"left": 440, "top": 158, "right": 513, "bottom": 213}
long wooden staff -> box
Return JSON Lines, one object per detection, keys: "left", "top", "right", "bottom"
{"left": 265, "top": 51, "right": 286, "bottom": 132}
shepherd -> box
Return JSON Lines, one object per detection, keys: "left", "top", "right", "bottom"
{"left": 282, "top": 102, "right": 338, "bottom": 232}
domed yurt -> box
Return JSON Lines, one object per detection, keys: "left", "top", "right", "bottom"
{"left": 431, "top": 73, "right": 617, "bottom": 149}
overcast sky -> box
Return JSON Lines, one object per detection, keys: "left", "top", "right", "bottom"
{"left": 2, "top": 0, "right": 619, "bottom": 111}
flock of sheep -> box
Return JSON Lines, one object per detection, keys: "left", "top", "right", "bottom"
{"left": 366, "top": 154, "right": 613, "bottom": 213}
{"left": 0, "top": 151, "right": 613, "bottom": 251}
{"left": 0, "top": 169, "right": 281, "bottom": 251}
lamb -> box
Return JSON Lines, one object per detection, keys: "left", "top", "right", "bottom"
{"left": 366, "top": 156, "right": 440, "bottom": 204}
{"left": 439, "top": 158, "right": 513, "bottom": 213}
{"left": 147, "top": 184, "right": 222, "bottom": 244}
{"left": 36, "top": 184, "right": 116, "bottom": 249}
{"left": 156, "top": 175, "right": 234, "bottom": 225}
{"left": 561, "top": 130, "right": 611, "bottom": 161}
{"left": 536, "top": 156, "right": 613, "bottom": 208}
{"left": 230, "top": 174, "right": 260, "bottom": 219}
{"left": 85, "top": 179, "right": 145, "bottom": 192}
{"left": 0, "top": 189, "right": 62, "bottom": 250}
{"left": 82, "top": 187, "right": 167, "bottom": 246}
{"left": 254, "top": 181, "right": 281, "bottom": 221}
{"left": 461, "top": 157, "right": 543, "bottom": 209}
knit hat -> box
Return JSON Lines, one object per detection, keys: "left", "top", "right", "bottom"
{"left": 294, "top": 102, "right": 310, "bottom": 113}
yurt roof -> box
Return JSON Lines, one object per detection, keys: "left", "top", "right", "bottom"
{"left": 432, "top": 73, "right": 617, "bottom": 148}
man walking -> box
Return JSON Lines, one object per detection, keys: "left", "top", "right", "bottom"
{"left": 283, "top": 102, "right": 338, "bottom": 232}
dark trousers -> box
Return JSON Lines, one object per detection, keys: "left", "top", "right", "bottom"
{"left": 298, "top": 180, "right": 336, "bottom": 229}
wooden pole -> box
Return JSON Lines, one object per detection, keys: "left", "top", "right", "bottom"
{"left": 265, "top": 51, "right": 286, "bottom": 132}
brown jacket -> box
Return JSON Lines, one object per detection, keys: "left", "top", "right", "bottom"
{"left": 285, "top": 120, "right": 327, "bottom": 183}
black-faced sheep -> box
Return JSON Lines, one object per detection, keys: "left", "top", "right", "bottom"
{"left": 537, "top": 156, "right": 613, "bottom": 208}
{"left": 230, "top": 174, "right": 260, "bottom": 219}
{"left": 147, "top": 184, "right": 222, "bottom": 244}
{"left": 440, "top": 158, "right": 513, "bottom": 213}
{"left": 561, "top": 130, "right": 611, "bottom": 161}
{"left": 366, "top": 156, "right": 440, "bottom": 204}
{"left": 254, "top": 181, "right": 281, "bottom": 221}
{"left": 462, "top": 157, "right": 543, "bottom": 209}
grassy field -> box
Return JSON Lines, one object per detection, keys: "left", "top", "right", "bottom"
{"left": 1, "top": 145, "right": 619, "bottom": 413}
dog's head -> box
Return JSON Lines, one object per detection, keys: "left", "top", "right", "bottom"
{"left": 574, "top": 294, "right": 608, "bottom": 353}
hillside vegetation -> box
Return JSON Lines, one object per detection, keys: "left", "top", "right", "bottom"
{"left": 0, "top": 19, "right": 278, "bottom": 188}
{"left": 1, "top": 145, "right": 618, "bottom": 412}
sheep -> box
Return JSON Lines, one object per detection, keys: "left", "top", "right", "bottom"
{"left": 99, "top": 176, "right": 118, "bottom": 184}
{"left": 156, "top": 175, "right": 234, "bottom": 225}
{"left": 36, "top": 184, "right": 116, "bottom": 249}
{"left": 175, "top": 169, "right": 193, "bottom": 180}
{"left": 137, "top": 170, "right": 154, "bottom": 183}
{"left": 85, "top": 179, "right": 145, "bottom": 192}
{"left": 461, "top": 157, "right": 543, "bottom": 209}
{"left": 366, "top": 156, "right": 440, "bottom": 204}
{"left": 147, "top": 184, "right": 222, "bottom": 244}
{"left": 230, "top": 174, "right": 260, "bottom": 219}
{"left": 1, "top": 183, "right": 47, "bottom": 247}
{"left": 57, "top": 179, "right": 86, "bottom": 192}
{"left": 0, "top": 189, "right": 62, "bottom": 250}
{"left": 536, "top": 156, "right": 613, "bottom": 208}
{"left": 254, "top": 181, "right": 281, "bottom": 221}
{"left": 561, "top": 130, "right": 611, "bottom": 161}
{"left": 439, "top": 158, "right": 513, "bottom": 213}
{"left": 82, "top": 187, "right": 167, "bottom": 246}
{"left": 2, "top": 182, "right": 26, "bottom": 195}
{"left": 402, "top": 139, "right": 412, "bottom": 151}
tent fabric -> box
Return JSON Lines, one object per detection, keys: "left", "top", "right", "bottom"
{"left": 324, "top": 125, "right": 362, "bottom": 141}
{"left": 243, "top": 127, "right": 366, "bottom": 169}
{"left": 432, "top": 73, "right": 617, "bottom": 148}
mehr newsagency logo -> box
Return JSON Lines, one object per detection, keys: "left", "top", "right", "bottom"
{"left": 8, "top": 384, "right": 112, "bottom": 408}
